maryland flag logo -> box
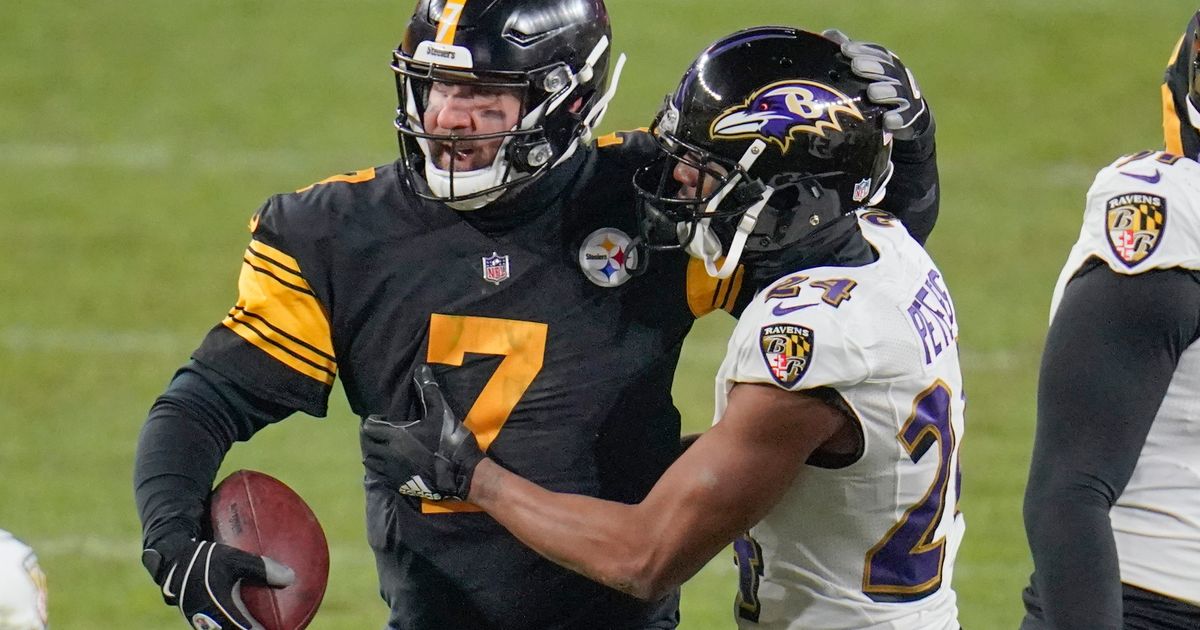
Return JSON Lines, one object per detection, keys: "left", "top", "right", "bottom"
{"left": 759, "top": 324, "right": 814, "bottom": 388}
{"left": 1106, "top": 193, "right": 1166, "bottom": 267}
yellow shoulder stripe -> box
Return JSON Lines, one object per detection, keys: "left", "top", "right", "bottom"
{"left": 1163, "top": 82, "right": 1184, "bottom": 156}
{"left": 1164, "top": 34, "right": 1186, "bottom": 154}
{"left": 596, "top": 128, "right": 650, "bottom": 149}
{"left": 296, "top": 167, "right": 377, "bottom": 193}
{"left": 686, "top": 257, "right": 745, "bottom": 317}
{"left": 596, "top": 132, "right": 624, "bottom": 148}
{"left": 221, "top": 241, "right": 336, "bottom": 384}
{"left": 1167, "top": 34, "right": 1185, "bottom": 68}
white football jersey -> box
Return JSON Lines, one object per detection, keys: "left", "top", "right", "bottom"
{"left": 1050, "top": 151, "right": 1200, "bottom": 606}
{"left": 0, "top": 530, "right": 48, "bottom": 630}
{"left": 714, "top": 211, "right": 965, "bottom": 629}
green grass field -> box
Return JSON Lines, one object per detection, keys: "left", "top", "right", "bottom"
{"left": 1, "top": 1, "right": 1193, "bottom": 627}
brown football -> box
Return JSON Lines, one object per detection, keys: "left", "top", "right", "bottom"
{"left": 208, "top": 470, "right": 329, "bottom": 630}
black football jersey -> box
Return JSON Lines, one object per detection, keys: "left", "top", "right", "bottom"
{"left": 191, "top": 131, "right": 745, "bottom": 629}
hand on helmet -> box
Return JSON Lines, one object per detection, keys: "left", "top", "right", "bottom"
{"left": 823, "top": 29, "right": 931, "bottom": 141}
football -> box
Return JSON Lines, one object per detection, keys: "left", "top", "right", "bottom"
{"left": 208, "top": 470, "right": 329, "bottom": 630}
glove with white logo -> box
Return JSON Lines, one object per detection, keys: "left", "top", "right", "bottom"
{"left": 823, "top": 29, "right": 931, "bottom": 140}
{"left": 360, "top": 364, "right": 485, "bottom": 501}
{"left": 141, "top": 533, "right": 294, "bottom": 630}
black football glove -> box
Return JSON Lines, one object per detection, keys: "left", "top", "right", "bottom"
{"left": 360, "top": 364, "right": 486, "bottom": 501}
{"left": 823, "top": 29, "right": 931, "bottom": 141}
{"left": 142, "top": 533, "right": 294, "bottom": 630}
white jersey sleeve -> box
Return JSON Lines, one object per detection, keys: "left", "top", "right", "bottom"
{"left": 0, "top": 530, "right": 48, "bottom": 630}
{"left": 1050, "top": 151, "right": 1200, "bottom": 317}
{"left": 720, "top": 286, "right": 872, "bottom": 395}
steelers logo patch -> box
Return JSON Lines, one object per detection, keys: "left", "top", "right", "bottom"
{"left": 1105, "top": 193, "right": 1166, "bottom": 267}
{"left": 579, "top": 228, "right": 638, "bottom": 287}
{"left": 759, "top": 324, "right": 814, "bottom": 388}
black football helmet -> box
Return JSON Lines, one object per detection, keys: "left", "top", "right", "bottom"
{"left": 393, "top": 0, "right": 623, "bottom": 210}
{"left": 633, "top": 27, "right": 893, "bottom": 278}
{"left": 1164, "top": 11, "right": 1200, "bottom": 159}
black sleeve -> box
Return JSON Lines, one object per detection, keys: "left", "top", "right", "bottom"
{"left": 133, "top": 360, "right": 293, "bottom": 550}
{"left": 881, "top": 115, "right": 939, "bottom": 245}
{"left": 1022, "top": 261, "right": 1200, "bottom": 629}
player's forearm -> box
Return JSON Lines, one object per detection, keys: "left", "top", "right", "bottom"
{"left": 1023, "top": 483, "right": 1124, "bottom": 629}
{"left": 470, "top": 459, "right": 691, "bottom": 600}
{"left": 134, "top": 397, "right": 228, "bottom": 547}
{"left": 135, "top": 362, "right": 288, "bottom": 546}
{"left": 885, "top": 115, "right": 938, "bottom": 245}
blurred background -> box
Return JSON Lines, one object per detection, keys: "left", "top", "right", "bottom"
{"left": 1, "top": 0, "right": 1192, "bottom": 627}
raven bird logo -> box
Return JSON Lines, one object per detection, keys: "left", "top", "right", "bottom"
{"left": 710, "top": 80, "right": 864, "bottom": 153}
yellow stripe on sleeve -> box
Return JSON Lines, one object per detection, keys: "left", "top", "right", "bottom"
{"left": 1164, "top": 82, "right": 1184, "bottom": 156}
{"left": 1164, "top": 34, "right": 1186, "bottom": 154}
{"left": 221, "top": 241, "right": 336, "bottom": 384}
{"left": 246, "top": 240, "right": 309, "bottom": 288}
{"left": 685, "top": 257, "right": 745, "bottom": 317}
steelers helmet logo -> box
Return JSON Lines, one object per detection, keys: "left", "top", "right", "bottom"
{"left": 759, "top": 324, "right": 814, "bottom": 388}
{"left": 1105, "top": 193, "right": 1166, "bottom": 267}
{"left": 579, "top": 228, "right": 638, "bottom": 287}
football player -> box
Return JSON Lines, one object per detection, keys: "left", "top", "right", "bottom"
{"left": 133, "top": 0, "right": 941, "bottom": 627}
{"left": 0, "top": 530, "right": 48, "bottom": 630}
{"left": 369, "top": 27, "right": 965, "bottom": 629}
{"left": 1163, "top": 12, "right": 1200, "bottom": 159}
{"left": 1021, "top": 10, "right": 1200, "bottom": 629}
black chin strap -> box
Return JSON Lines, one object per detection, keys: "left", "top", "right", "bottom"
{"left": 746, "top": 215, "right": 875, "bottom": 288}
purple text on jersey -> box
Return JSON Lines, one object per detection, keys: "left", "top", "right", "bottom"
{"left": 906, "top": 269, "right": 957, "bottom": 366}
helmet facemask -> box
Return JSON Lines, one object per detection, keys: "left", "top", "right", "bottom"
{"left": 633, "top": 27, "right": 895, "bottom": 279}
{"left": 1185, "top": 14, "right": 1200, "bottom": 137}
{"left": 393, "top": 35, "right": 625, "bottom": 211}
{"left": 634, "top": 109, "right": 776, "bottom": 279}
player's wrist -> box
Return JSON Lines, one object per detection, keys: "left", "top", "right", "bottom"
{"left": 140, "top": 529, "right": 195, "bottom": 584}
{"left": 466, "top": 457, "right": 502, "bottom": 504}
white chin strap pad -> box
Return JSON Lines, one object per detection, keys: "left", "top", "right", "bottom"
{"left": 1188, "top": 94, "right": 1200, "bottom": 132}
{"left": 687, "top": 139, "right": 769, "bottom": 279}
{"left": 680, "top": 220, "right": 723, "bottom": 260}
{"left": 425, "top": 159, "right": 510, "bottom": 211}
{"left": 701, "top": 186, "right": 773, "bottom": 279}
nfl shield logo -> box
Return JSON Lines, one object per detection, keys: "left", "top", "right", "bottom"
{"left": 852, "top": 178, "right": 872, "bottom": 202}
{"left": 482, "top": 252, "right": 510, "bottom": 285}
{"left": 759, "top": 324, "right": 815, "bottom": 388}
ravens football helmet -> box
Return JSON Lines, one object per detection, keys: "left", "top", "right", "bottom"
{"left": 1164, "top": 11, "right": 1200, "bottom": 159}
{"left": 634, "top": 27, "right": 893, "bottom": 278}
{"left": 393, "top": 0, "right": 624, "bottom": 210}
